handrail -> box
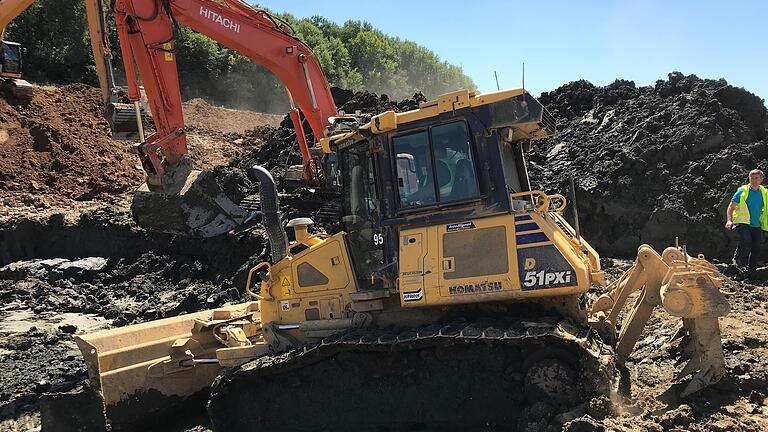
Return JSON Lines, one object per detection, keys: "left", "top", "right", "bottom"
{"left": 510, "top": 190, "right": 567, "bottom": 214}
{"left": 245, "top": 262, "right": 273, "bottom": 301}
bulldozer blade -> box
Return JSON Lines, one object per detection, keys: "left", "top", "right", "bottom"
{"left": 108, "top": 102, "right": 142, "bottom": 140}
{"left": 131, "top": 169, "right": 250, "bottom": 237}
{"left": 75, "top": 302, "right": 261, "bottom": 427}
{"left": 676, "top": 317, "right": 727, "bottom": 397}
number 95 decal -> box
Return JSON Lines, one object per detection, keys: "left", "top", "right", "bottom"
{"left": 373, "top": 233, "right": 384, "bottom": 245}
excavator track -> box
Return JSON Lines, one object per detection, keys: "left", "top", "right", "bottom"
{"left": 208, "top": 318, "right": 616, "bottom": 432}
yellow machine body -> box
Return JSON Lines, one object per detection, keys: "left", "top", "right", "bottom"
{"left": 74, "top": 87, "right": 731, "bottom": 426}
{"left": 397, "top": 206, "right": 599, "bottom": 307}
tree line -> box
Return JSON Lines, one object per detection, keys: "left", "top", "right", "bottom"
{"left": 5, "top": 1, "right": 475, "bottom": 113}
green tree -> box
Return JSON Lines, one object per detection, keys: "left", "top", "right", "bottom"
{"left": 5, "top": 1, "right": 476, "bottom": 112}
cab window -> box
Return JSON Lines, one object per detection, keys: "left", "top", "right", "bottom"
{"left": 393, "top": 131, "right": 436, "bottom": 207}
{"left": 393, "top": 121, "right": 479, "bottom": 209}
{"left": 340, "top": 141, "right": 384, "bottom": 290}
{"left": 2, "top": 43, "right": 18, "bottom": 61}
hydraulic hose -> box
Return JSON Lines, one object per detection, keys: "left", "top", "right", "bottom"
{"left": 247, "top": 165, "right": 288, "bottom": 263}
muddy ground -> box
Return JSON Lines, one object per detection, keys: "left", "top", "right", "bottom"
{"left": 1, "top": 79, "right": 767, "bottom": 431}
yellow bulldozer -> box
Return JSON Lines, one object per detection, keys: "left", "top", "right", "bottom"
{"left": 70, "top": 88, "right": 732, "bottom": 430}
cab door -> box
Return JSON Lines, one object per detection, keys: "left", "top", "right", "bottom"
{"left": 339, "top": 140, "right": 385, "bottom": 290}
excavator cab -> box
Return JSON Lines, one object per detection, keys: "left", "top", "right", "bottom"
{"left": 0, "top": 39, "right": 32, "bottom": 99}
{"left": 0, "top": 40, "right": 21, "bottom": 74}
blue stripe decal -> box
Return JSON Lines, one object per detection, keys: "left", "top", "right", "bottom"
{"left": 516, "top": 232, "right": 550, "bottom": 245}
{"left": 514, "top": 215, "right": 533, "bottom": 222}
{"left": 515, "top": 222, "right": 540, "bottom": 232}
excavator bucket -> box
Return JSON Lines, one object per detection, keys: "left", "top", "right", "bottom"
{"left": 74, "top": 302, "right": 264, "bottom": 427}
{"left": 131, "top": 169, "right": 250, "bottom": 237}
{"left": 107, "top": 101, "right": 142, "bottom": 140}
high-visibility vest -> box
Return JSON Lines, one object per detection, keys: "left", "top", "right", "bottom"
{"left": 732, "top": 184, "right": 768, "bottom": 231}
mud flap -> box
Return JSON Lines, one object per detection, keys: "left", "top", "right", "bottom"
{"left": 131, "top": 169, "right": 249, "bottom": 237}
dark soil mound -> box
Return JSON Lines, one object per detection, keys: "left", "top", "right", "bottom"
{"left": 229, "top": 90, "right": 427, "bottom": 178}
{"left": 0, "top": 84, "right": 145, "bottom": 200}
{"left": 530, "top": 72, "right": 768, "bottom": 259}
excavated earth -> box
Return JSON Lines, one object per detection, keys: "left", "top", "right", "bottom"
{"left": 0, "top": 79, "right": 767, "bottom": 431}
{"left": 531, "top": 72, "right": 768, "bottom": 260}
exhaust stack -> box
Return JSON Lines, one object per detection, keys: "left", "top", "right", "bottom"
{"left": 248, "top": 165, "right": 288, "bottom": 263}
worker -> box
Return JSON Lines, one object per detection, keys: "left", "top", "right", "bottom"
{"left": 725, "top": 169, "right": 768, "bottom": 272}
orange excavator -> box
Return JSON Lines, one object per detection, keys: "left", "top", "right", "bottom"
{"left": 1, "top": 0, "right": 343, "bottom": 235}
{"left": 110, "top": 0, "right": 344, "bottom": 236}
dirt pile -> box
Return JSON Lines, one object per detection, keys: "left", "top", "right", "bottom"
{"left": 332, "top": 87, "right": 428, "bottom": 114}
{"left": 183, "top": 98, "right": 282, "bottom": 134}
{"left": 229, "top": 89, "right": 427, "bottom": 180}
{"left": 182, "top": 98, "right": 281, "bottom": 170}
{"left": 530, "top": 72, "right": 768, "bottom": 259}
{"left": 0, "top": 85, "right": 145, "bottom": 201}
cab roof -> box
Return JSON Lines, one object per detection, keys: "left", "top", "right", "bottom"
{"left": 322, "top": 87, "right": 555, "bottom": 153}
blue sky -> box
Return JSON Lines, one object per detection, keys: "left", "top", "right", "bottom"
{"left": 255, "top": 0, "right": 767, "bottom": 102}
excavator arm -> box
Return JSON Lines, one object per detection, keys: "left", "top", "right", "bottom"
{"left": 0, "top": 0, "right": 34, "bottom": 38}
{"left": 589, "top": 244, "right": 731, "bottom": 397}
{"left": 112, "top": 0, "right": 338, "bottom": 236}
{"left": 112, "top": 0, "right": 337, "bottom": 183}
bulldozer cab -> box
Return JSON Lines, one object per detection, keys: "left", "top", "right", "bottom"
{"left": 336, "top": 89, "right": 561, "bottom": 297}
{"left": 0, "top": 40, "right": 22, "bottom": 78}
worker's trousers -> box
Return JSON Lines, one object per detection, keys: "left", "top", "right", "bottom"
{"left": 734, "top": 224, "right": 762, "bottom": 270}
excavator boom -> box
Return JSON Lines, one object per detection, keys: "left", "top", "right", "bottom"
{"left": 112, "top": 0, "right": 338, "bottom": 236}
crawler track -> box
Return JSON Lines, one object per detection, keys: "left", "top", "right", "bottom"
{"left": 208, "top": 318, "right": 616, "bottom": 432}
